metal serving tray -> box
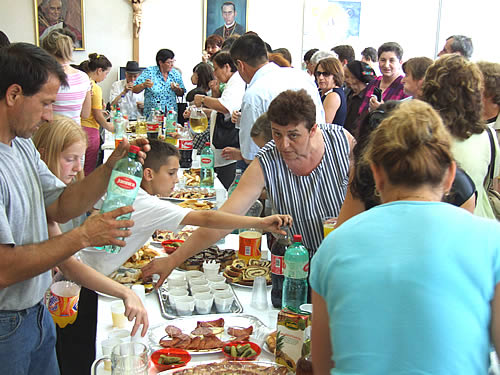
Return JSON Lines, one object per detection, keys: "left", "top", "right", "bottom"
{"left": 157, "top": 283, "right": 243, "bottom": 320}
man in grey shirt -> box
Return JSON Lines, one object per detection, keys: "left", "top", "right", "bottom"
{"left": 0, "top": 43, "right": 148, "bottom": 375}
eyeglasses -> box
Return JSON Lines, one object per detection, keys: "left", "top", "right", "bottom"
{"left": 315, "top": 71, "right": 333, "bottom": 78}
{"left": 164, "top": 59, "right": 176, "bottom": 65}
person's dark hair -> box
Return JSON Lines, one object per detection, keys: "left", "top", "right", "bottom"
{"left": 421, "top": 54, "right": 485, "bottom": 140}
{"left": 272, "top": 48, "right": 292, "bottom": 65}
{"left": 155, "top": 49, "right": 174, "bottom": 67}
{"left": 377, "top": 42, "right": 403, "bottom": 60}
{"left": 361, "top": 47, "right": 377, "bottom": 63}
{"left": 0, "top": 30, "right": 11, "bottom": 48}
{"left": 314, "top": 57, "right": 344, "bottom": 87}
{"left": 230, "top": 34, "right": 268, "bottom": 67}
{"left": 365, "top": 99, "right": 454, "bottom": 188}
{"left": 205, "top": 34, "right": 224, "bottom": 49}
{"left": 477, "top": 61, "right": 500, "bottom": 106}
{"left": 350, "top": 101, "right": 401, "bottom": 208}
{"left": 303, "top": 48, "right": 319, "bottom": 63}
{"left": 221, "top": 36, "right": 238, "bottom": 50}
{"left": 267, "top": 89, "right": 316, "bottom": 130}
{"left": 193, "top": 62, "right": 215, "bottom": 91}
{"left": 332, "top": 45, "right": 355, "bottom": 64}
{"left": 221, "top": 1, "right": 236, "bottom": 12}
{"left": 143, "top": 139, "right": 180, "bottom": 172}
{"left": 86, "top": 53, "right": 112, "bottom": 72}
{"left": 402, "top": 57, "right": 433, "bottom": 81}
{"left": 0, "top": 42, "right": 67, "bottom": 100}
{"left": 447, "top": 35, "right": 473, "bottom": 59}
{"left": 212, "top": 50, "right": 237, "bottom": 72}
{"left": 250, "top": 113, "right": 272, "bottom": 143}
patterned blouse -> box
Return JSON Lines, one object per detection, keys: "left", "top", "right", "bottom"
{"left": 257, "top": 124, "right": 350, "bottom": 255}
{"left": 135, "top": 66, "right": 185, "bottom": 117}
{"left": 357, "top": 75, "right": 408, "bottom": 117}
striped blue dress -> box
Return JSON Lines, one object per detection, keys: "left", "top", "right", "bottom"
{"left": 257, "top": 124, "right": 350, "bottom": 255}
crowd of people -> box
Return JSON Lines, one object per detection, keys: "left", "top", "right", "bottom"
{"left": 0, "top": 19, "right": 500, "bottom": 375}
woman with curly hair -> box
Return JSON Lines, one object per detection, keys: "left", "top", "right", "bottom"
{"left": 421, "top": 54, "right": 500, "bottom": 219}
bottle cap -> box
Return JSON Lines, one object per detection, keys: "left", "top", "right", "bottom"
{"left": 293, "top": 234, "right": 302, "bottom": 243}
{"left": 205, "top": 142, "right": 210, "bottom": 146}
{"left": 129, "top": 145, "right": 140, "bottom": 154}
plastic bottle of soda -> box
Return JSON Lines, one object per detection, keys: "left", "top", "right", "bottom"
{"left": 200, "top": 142, "right": 214, "bottom": 188}
{"left": 178, "top": 123, "right": 193, "bottom": 169}
{"left": 228, "top": 169, "right": 242, "bottom": 197}
{"left": 113, "top": 107, "right": 124, "bottom": 148}
{"left": 282, "top": 234, "right": 309, "bottom": 311}
{"left": 100, "top": 145, "right": 143, "bottom": 254}
{"left": 164, "top": 110, "right": 177, "bottom": 145}
{"left": 271, "top": 227, "right": 292, "bottom": 308}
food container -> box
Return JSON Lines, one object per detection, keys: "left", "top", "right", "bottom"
{"left": 222, "top": 341, "right": 261, "bottom": 361}
{"left": 151, "top": 348, "right": 191, "bottom": 371}
{"left": 275, "top": 309, "right": 311, "bottom": 372}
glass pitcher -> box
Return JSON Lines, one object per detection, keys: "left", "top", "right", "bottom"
{"left": 188, "top": 105, "right": 208, "bottom": 134}
{"left": 91, "top": 342, "right": 148, "bottom": 375}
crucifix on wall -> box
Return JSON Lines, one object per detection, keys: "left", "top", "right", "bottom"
{"left": 131, "top": 0, "right": 146, "bottom": 62}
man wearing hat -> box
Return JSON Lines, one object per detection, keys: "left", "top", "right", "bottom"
{"left": 109, "top": 60, "right": 144, "bottom": 120}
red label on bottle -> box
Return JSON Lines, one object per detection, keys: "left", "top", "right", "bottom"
{"left": 114, "top": 176, "right": 137, "bottom": 190}
{"left": 201, "top": 157, "right": 212, "bottom": 164}
{"left": 147, "top": 123, "right": 159, "bottom": 131}
{"left": 271, "top": 254, "right": 284, "bottom": 275}
{"left": 179, "top": 139, "right": 193, "bottom": 150}
{"left": 303, "top": 262, "right": 309, "bottom": 273}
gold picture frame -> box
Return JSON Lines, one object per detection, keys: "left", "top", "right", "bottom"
{"left": 34, "top": 0, "right": 85, "bottom": 50}
{"left": 204, "top": 0, "right": 248, "bottom": 43}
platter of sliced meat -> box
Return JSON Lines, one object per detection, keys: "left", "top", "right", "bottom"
{"left": 149, "top": 315, "right": 271, "bottom": 355}
{"left": 157, "top": 360, "right": 288, "bottom": 374}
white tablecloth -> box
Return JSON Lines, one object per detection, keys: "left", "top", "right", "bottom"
{"left": 95, "top": 234, "right": 278, "bottom": 374}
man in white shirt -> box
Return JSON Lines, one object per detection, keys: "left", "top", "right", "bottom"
{"left": 229, "top": 34, "right": 325, "bottom": 163}
{"left": 109, "top": 60, "right": 144, "bottom": 120}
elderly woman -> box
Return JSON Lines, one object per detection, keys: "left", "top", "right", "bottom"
{"left": 314, "top": 57, "right": 347, "bottom": 126}
{"left": 421, "top": 54, "right": 500, "bottom": 219}
{"left": 311, "top": 99, "right": 500, "bottom": 374}
{"left": 343, "top": 60, "right": 376, "bottom": 137}
{"left": 143, "top": 89, "right": 353, "bottom": 285}
{"left": 133, "top": 48, "right": 185, "bottom": 116}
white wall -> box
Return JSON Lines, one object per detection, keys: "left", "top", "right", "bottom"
{"left": 1, "top": 0, "right": 498, "bottom": 100}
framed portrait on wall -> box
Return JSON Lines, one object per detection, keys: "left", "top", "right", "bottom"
{"left": 204, "top": 0, "right": 247, "bottom": 41}
{"left": 34, "top": 0, "right": 85, "bottom": 50}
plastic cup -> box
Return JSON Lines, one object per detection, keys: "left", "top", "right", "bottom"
{"left": 111, "top": 300, "right": 127, "bottom": 329}
{"left": 167, "top": 278, "right": 188, "bottom": 290}
{"left": 185, "top": 270, "right": 204, "bottom": 281}
{"left": 210, "top": 283, "right": 230, "bottom": 294}
{"left": 194, "top": 293, "right": 214, "bottom": 315}
{"left": 323, "top": 216, "right": 338, "bottom": 238}
{"left": 108, "top": 329, "right": 130, "bottom": 342}
{"left": 131, "top": 284, "right": 146, "bottom": 303}
{"left": 190, "top": 285, "right": 211, "bottom": 295}
{"left": 251, "top": 276, "right": 268, "bottom": 310}
{"left": 101, "top": 338, "right": 122, "bottom": 371}
{"left": 168, "top": 289, "right": 188, "bottom": 307}
{"left": 189, "top": 278, "right": 209, "bottom": 289}
{"left": 206, "top": 275, "right": 226, "bottom": 287}
{"left": 203, "top": 261, "right": 220, "bottom": 278}
{"left": 168, "top": 273, "right": 186, "bottom": 281}
{"left": 47, "top": 281, "right": 81, "bottom": 328}
{"left": 175, "top": 296, "right": 195, "bottom": 316}
{"left": 214, "top": 291, "right": 234, "bottom": 313}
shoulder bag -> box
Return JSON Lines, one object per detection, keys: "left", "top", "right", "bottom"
{"left": 212, "top": 112, "right": 240, "bottom": 149}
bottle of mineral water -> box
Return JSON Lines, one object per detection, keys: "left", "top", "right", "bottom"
{"left": 200, "top": 142, "right": 214, "bottom": 188}
{"left": 228, "top": 169, "right": 242, "bottom": 197}
{"left": 282, "top": 234, "right": 309, "bottom": 312}
{"left": 100, "top": 145, "right": 143, "bottom": 254}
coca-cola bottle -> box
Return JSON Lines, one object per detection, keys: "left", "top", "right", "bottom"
{"left": 270, "top": 227, "right": 292, "bottom": 308}
{"left": 178, "top": 123, "right": 193, "bottom": 168}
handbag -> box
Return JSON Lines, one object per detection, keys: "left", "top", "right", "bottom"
{"left": 484, "top": 128, "right": 500, "bottom": 220}
{"left": 176, "top": 96, "right": 188, "bottom": 125}
{"left": 212, "top": 112, "right": 240, "bottom": 149}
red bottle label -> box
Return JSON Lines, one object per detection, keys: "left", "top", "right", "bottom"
{"left": 114, "top": 176, "right": 137, "bottom": 190}
{"left": 179, "top": 139, "right": 193, "bottom": 150}
{"left": 271, "top": 254, "right": 284, "bottom": 275}
{"left": 201, "top": 157, "right": 212, "bottom": 164}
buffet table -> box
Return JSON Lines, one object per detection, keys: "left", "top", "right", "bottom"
{"left": 95, "top": 235, "right": 279, "bottom": 374}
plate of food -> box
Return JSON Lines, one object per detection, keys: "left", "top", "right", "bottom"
{"left": 152, "top": 228, "right": 195, "bottom": 243}
{"left": 223, "top": 259, "right": 271, "bottom": 287}
{"left": 183, "top": 169, "right": 201, "bottom": 187}
{"left": 177, "top": 199, "right": 215, "bottom": 210}
{"left": 161, "top": 188, "right": 216, "bottom": 202}
{"left": 177, "top": 246, "right": 236, "bottom": 271}
{"left": 263, "top": 331, "right": 278, "bottom": 356}
{"left": 150, "top": 315, "right": 268, "bottom": 355}
{"left": 158, "top": 360, "right": 288, "bottom": 374}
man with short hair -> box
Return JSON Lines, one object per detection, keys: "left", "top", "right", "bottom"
{"left": 438, "top": 35, "right": 473, "bottom": 59}
{"left": 401, "top": 56, "right": 434, "bottom": 98}
{"left": 0, "top": 43, "right": 147, "bottom": 375}
{"left": 213, "top": 1, "right": 245, "bottom": 39}
{"left": 109, "top": 60, "right": 144, "bottom": 120}
{"left": 332, "top": 45, "right": 355, "bottom": 66}
{"left": 229, "top": 34, "right": 325, "bottom": 163}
